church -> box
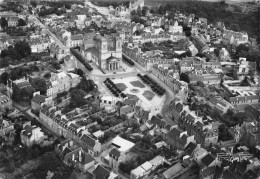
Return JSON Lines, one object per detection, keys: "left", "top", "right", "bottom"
{"left": 83, "top": 34, "right": 122, "bottom": 72}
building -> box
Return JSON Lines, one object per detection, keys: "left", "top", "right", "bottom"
{"left": 222, "top": 29, "right": 249, "bottom": 45}
{"left": 163, "top": 162, "right": 185, "bottom": 179}
{"left": 0, "top": 119, "right": 14, "bottom": 138}
{"left": 84, "top": 34, "right": 122, "bottom": 72}
{"left": 169, "top": 21, "right": 183, "bottom": 34}
{"left": 7, "top": 16, "right": 19, "bottom": 27}
{"left": 0, "top": 93, "right": 12, "bottom": 113}
{"left": 46, "top": 72, "right": 80, "bottom": 97}
{"left": 108, "top": 136, "right": 135, "bottom": 169}
{"left": 57, "top": 139, "right": 96, "bottom": 172}
{"left": 93, "top": 165, "right": 118, "bottom": 179}
{"left": 20, "top": 122, "right": 45, "bottom": 147}
{"left": 130, "top": 156, "right": 164, "bottom": 179}
{"left": 166, "top": 127, "right": 195, "bottom": 150}
{"left": 31, "top": 92, "right": 47, "bottom": 114}
{"left": 208, "top": 96, "right": 234, "bottom": 113}
{"left": 80, "top": 134, "right": 102, "bottom": 157}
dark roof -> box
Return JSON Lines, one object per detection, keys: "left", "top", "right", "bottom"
{"left": 223, "top": 169, "right": 238, "bottom": 179}
{"left": 93, "top": 165, "right": 110, "bottom": 179}
{"left": 22, "top": 125, "right": 33, "bottom": 137}
{"left": 81, "top": 153, "right": 95, "bottom": 165}
{"left": 123, "top": 99, "right": 137, "bottom": 106}
{"left": 31, "top": 94, "right": 46, "bottom": 104}
{"left": 184, "top": 142, "right": 197, "bottom": 156}
{"left": 60, "top": 147, "right": 72, "bottom": 160}
{"left": 242, "top": 170, "right": 258, "bottom": 179}
{"left": 109, "top": 148, "right": 120, "bottom": 158}
{"left": 214, "top": 165, "right": 223, "bottom": 179}
{"left": 201, "top": 154, "right": 215, "bottom": 166}
{"left": 81, "top": 134, "right": 95, "bottom": 148}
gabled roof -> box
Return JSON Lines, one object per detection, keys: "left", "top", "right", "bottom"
{"left": 81, "top": 134, "right": 95, "bottom": 149}
{"left": 184, "top": 142, "right": 197, "bottom": 156}
{"left": 81, "top": 153, "right": 95, "bottom": 165}
{"left": 109, "top": 148, "right": 121, "bottom": 158}
{"left": 93, "top": 165, "right": 110, "bottom": 179}
{"left": 31, "top": 94, "right": 46, "bottom": 104}
{"left": 223, "top": 169, "right": 238, "bottom": 179}
{"left": 201, "top": 154, "right": 215, "bottom": 167}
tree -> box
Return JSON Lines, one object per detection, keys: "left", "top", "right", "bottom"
{"left": 70, "top": 89, "right": 86, "bottom": 107}
{"left": 30, "top": 1, "right": 37, "bottom": 7}
{"left": 44, "top": 73, "right": 51, "bottom": 79}
{"left": 0, "top": 17, "right": 8, "bottom": 29}
{"left": 197, "top": 81, "right": 204, "bottom": 88}
{"left": 76, "top": 69, "right": 84, "bottom": 77}
{"left": 0, "top": 57, "right": 11, "bottom": 68}
{"left": 0, "top": 72, "right": 9, "bottom": 85}
{"left": 137, "top": 5, "right": 142, "bottom": 16}
{"left": 180, "top": 73, "right": 190, "bottom": 83}
{"left": 18, "top": 18, "right": 26, "bottom": 26}
{"left": 31, "top": 78, "right": 47, "bottom": 95}
{"left": 14, "top": 40, "right": 31, "bottom": 59}
{"left": 21, "top": 86, "right": 35, "bottom": 100}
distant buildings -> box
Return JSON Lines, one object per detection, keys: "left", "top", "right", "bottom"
{"left": 222, "top": 29, "right": 249, "bottom": 46}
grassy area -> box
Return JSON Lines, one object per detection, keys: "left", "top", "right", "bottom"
{"left": 115, "top": 83, "right": 128, "bottom": 91}
{"left": 142, "top": 90, "right": 155, "bottom": 101}
{"left": 130, "top": 80, "right": 146, "bottom": 88}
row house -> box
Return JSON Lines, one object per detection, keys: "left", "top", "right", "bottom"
{"left": 122, "top": 43, "right": 148, "bottom": 68}
{"left": 29, "top": 35, "right": 51, "bottom": 53}
{"left": 40, "top": 104, "right": 102, "bottom": 156}
{"left": 130, "top": 156, "right": 164, "bottom": 179}
{"left": 46, "top": 72, "right": 80, "bottom": 97}
{"left": 64, "top": 34, "right": 83, "bottom": 48}
{"left": 178, "top": 112, "right": 219, "bottom": 148}
{"left": 166, "top": 126, "right": 195, "bottom": 150}
{"left": 130, "top": 32, "right": 173, "bottom": 44}
{"left": 189, "top": 74, "right": 221, "bottom": 85}
{"left": 151, "top": 64, "right": 188, "bottom": 96}
{"left": 229, "top": 95, "right": 260, "bottom": 112}
{"left": 190, "top": 35, "right": 210, "bottom": 53}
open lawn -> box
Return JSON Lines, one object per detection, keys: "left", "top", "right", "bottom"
{"left": 126, "top": 94, "right": 139, "bottom": 101}
{"left": 142, "top": 90, "right": 155, "bottom": 101}
{"left": 130, "top": 80, "right": 145, "bottom": 88}
{"left": 115, "top": 83, "right": 128, "bottom": 91}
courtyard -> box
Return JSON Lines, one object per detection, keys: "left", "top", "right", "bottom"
{"left": 113, "top": 76, "right": 165, "bottom": 111}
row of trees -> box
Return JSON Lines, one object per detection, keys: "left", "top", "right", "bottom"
{"left": 138, "top": 74, "right": 166, "bottom": 96}
{"left": 122, "top": 55, "right": 135, "bottom": 66}
{"left": 104, "top": 78, "right": 127, "bottom": 98}
{"left": 70, "top": 48, "right": 93, "bottom": 71}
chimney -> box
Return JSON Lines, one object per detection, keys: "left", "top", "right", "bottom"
{"left": 72, "top": 154, "right": 75, "bottom": 161}
{"left": 79, "top": 149, "right": 82, "bottom": 162}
